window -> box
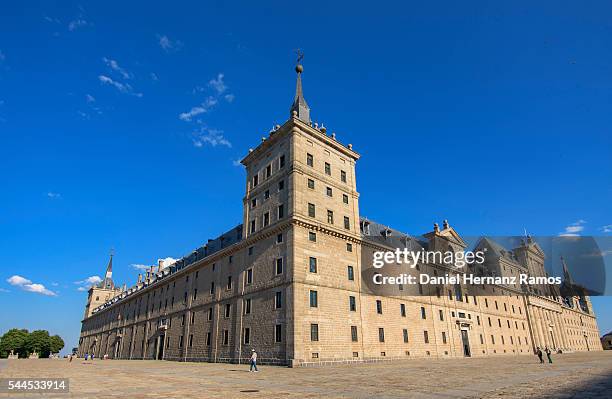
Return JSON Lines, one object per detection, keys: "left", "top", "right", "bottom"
{"left": 400, "top": 303, "right": 406, "bottom": 317}
{"left": 227, "top": 276, "right": 233, "bottom": 290}
{"left": 341, "top": 170, "right": 347, "bottom": 183}
{"left": 309, "top": 232, "right": 317, "bottom": 242}
{"left": 306, "top": 153, "right": 313, "bottom": 167}
{"left": 250, "top": 220, "right": 256, "bottom": 233}
{"left": 193, "top": 289, "right": 198, "bottom": 301}
{"left": 491, "top": 335, "right": 495, "bottom": 344}
{"left": 325, "top": 162, "right": 331, "bottom": 175}
{"left": 488, "top": 317, "right": 492, "bottom": 327}
{"left": 308, "top": 178, "right": 315, "bottom": 189}
{"left": 403, "top": 329, "right": 409, "bottom": 343}
{"left": 326, "top": 187, "right": 333, "bottom": 197}
{"left": 346, "top": 243, "right": 353, "bottom": 252}
{"left": 308, "top": 203, "right": 316, "bottom": 217}
{"left": 263, "top": 212, "right": 270, "bottom": 227}
{"left": 223, "top": 330, "right": 229, "bottom": 345}
{"left": 275, "top": 258, "right": 283, "bottom": 275}
{"left": 278, "top": 204, "right": 284, "bottom": 219}
{"left": 275, "top": 324, "right": 282, "bottom": 343}
{"left": 244, "top": 328, "right": 250, "bottom": 344}
{"left": 480, "top": 334, "right": 484, "bottom": 345}
{"left": 309, "top": 257, "right": 318, "bottom": 273}
{"left": 266, "top": 164, "right": 271, "bottom": 179}
{"left": 424, "top": 330, "right": 429, "bottom": 344}
{"left": 310, "top": 290, "right": 318, "bottom": 307}
{"left": 252, "top": 175, "right": 258, "bottom": 187}
{"left": 421, "top": 307, "right": 426, "bottom": 319}
{"left": 276, "top": 233, "right": 283, "bottom": 244}
{"left": 189, "top": 334, "right": 194, "bottom": 347}
{"left": 224, "top": 304, "right": 231, "bottom": 318}
{"left": 251, "top": 198, "right": 257, "bottom": 208}
{"left": 343, "top": 194, "right": 349, "bottom": 204}
{"left": 179, "top": 335, "right": 184, "bottom": 348}
{"left": 246, "top": 268, "right": 253, "bottom": 285}
{"left": 349, "top": 296, "right": 356, "bottom": 311}
{"left": 275, "top": 291, "right": 282, "bottom": 309}
{"left": 378, "top": 328, "right": 385, "bottom": 342}
{"left": 310, "top": 324, "right": 319, "bottom": 341}
{"left": 442, "top": 331, "right": 447, "bottom": 344}
{"left": 208, "top": 308, "right": 213, "bottom": 321}
{"left": 244, "top": 298, "right": 251, "bottom": 314}
{"left": 278, "top": 180, "right": 284, "bottom": 190}
{"left": 376, "top": 300, "right": 383, "bottom": 314}
{"left": 439, "top": 309, "right": 444, "bottom": 321}
{"left": 248, "top": 246, "right": 254, "bottom": 256}
{"left": 327, "top": 210, "right": 334, "bottom": 224}
{"left": 206, "top": 332, "right": 211, "bottom": 346}
{"left": 347, "top": 266, "right": 354, "bottom": 281}
{"left": 264, "top": 190, "right": 270, "bottom": 200}
{"left": 344, "top": 216, "right": 350, "bottom": 230}
{"left": 351, "top": 326, "right": 358, "bottom": 342}
{"left": 181, "top": 314, "right": 185, "bottom": 326}
{"left": 279, "top": 155, "right": 285, "bottom": 168}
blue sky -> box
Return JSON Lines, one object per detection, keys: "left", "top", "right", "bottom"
{"left": 0, "top": 1, "right": 611, "bottom": 353}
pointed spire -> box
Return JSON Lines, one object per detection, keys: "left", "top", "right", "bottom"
{"left": 100, "top": 250, "right": 115, "bottom": 289}
{"left": 561, "top": 256, "right": 573, "bottom": 285}
{"left": 290, "top": 49, "right": 310, "bottom": 124}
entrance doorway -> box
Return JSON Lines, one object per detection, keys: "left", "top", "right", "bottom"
{"left": 114, "top": 339, "right": 121, "bottom": 358}
{"left": 461, "top": 329, "right": 471, "bottom": 357}
{"left": 156, "top": 335, "right": 165, "bottom": 360}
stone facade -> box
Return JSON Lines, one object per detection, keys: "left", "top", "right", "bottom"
{"left": 78, "top": 64, "right": 602, "bottom": 366}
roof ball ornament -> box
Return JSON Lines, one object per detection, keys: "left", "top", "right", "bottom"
{"left": 434, "top": 223, "right": 440, "bottom": 233}
{"left": 443, "top": 219, "right": 449, "bottom": 230}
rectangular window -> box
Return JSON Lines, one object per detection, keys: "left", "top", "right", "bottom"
{"left": 276, "top": 233, "right": 283, "bottom": 243}
{"left": 206, "top": 332, "right": 211, "bottom": 346}
{"left": 266, "top": 164, "right": 271, "bottom": 179}
{"left": 421, "top": 307, "right": 426, "bottom": 319}
{"left": 223, "top": 330, "right": 229, "bottom": 345}
{"left": 189, "top": 334, "right": 193, "bottom": 347}
{"left": 275, "top": 324, "right": 282, "bottom": 343}
{"left": 310, "top": 324, "right": 319, "bottom": 341}
{"left": 326, "top": 187, "right": 333, "bottom": 197}
{"left": 309, "top": 290, "right": 318, "bottom": 307}
{"left": 325, "top": 162, "right": 331, "bottom": 175}
{"left": 276, "top": 258, "right": 283, "bottom": 275}
{"left": 250, "top": 220, "right": 256, "bottom": 233}
{"left": 351, "top": 325, "right": 358, "bottom": 342}
{"left": 278, "top": 204, "right": 284, "bottom": 219}
{"left": 378, "top": 328, "right": 385, "bottom": 342}
{"left": 349, "top": 295, "right": 356, "bottom": 311}
{"left": 327, "top": 210, "right": 334, "bottom": 224}
{"left": 346, "top": 243, "right": 353, "bottom": 252}
{"left": 275, "top": 291, "right": 282, "bottom": 309}
{"left": 403, "top": 329, "right": 409, "bottom": 343}
{"left": 244, "top": 328, "right": 250, "bottom": 344}
{"left": 264, "top": 190, "right": 270, "bottom": 200}
{"left": 227, "top": 275, "right": 233, "bottom": 290}
{"left": 424, "top": 330, "right": 429, "bottom": 344}
{"left": 347, "top": 265, "right": 354, "bottom": 281}
{"left": 251, "top": 198, "right": 257, "bottom": 208}
{"left": 400, "top": 303, "right": 406, "bottom": 317}
{"left": 307, "top": 153, "right": 313, "bottom": 167}
{"left": 309, "top": 257, "right": 317, "bottom": 273}
{"left": 244, "top": 298, "right": 252, "bottom": 315}
{"left": 308, "top": 203, "right": 316, "bottom": 217}
{"left": 343, "top": 194, "right": 349, "bottom": 204}
{"left": 480, "top": 334, "right": 484, "bottom": 345}
{"left": 190, "top": 312, "right": 195, "bottom": 324}
{"left": 491, "top": 335, "right": 495, "bottom": 345}
{"left": 179, "top": 335, "right": 184, "bottom": 348}
{"left": 307, "top": 178, "right": 315, "bottom": 189}
{"left": 376, "top": 299, "right": 383, "bottom": 314}
{"left": 279, "top": 155, "right": 285, "bottom": 168}
{"left": 309, "top": 232, "right": 317, "bottom": 242}
{"left": 344, "top": 216, "right": 350, "bottom": 230}
{"left": 181, "top": 314, "right": 185, "bottom": 326}
{"left": 252, "top": 175, "right": 258, "bottom": 187}
{"left": 208, "top": 308, "right": 213, "bottom": 321}
{"left": 439, "top": 309, "right": 444, "bottom": 321}
{"left": 341, "top": 170, "right": 347, "bottom": 183}
{"left": 246, "top": 268, "right": 253, "bottom": 285}
{"left": 224, "top": 304, "right": 231, "bottom": 318}
{"left": 442, "top": 331, "right": 447, "bottom": 344}
{"left": 263, "top": 212, "right": 270, "bottom": 227}
{"left": 278, "top": 180, "right": 284, "bottom": 190}
{"left": 248, "top": 246, "right": 254, "bottom": 255}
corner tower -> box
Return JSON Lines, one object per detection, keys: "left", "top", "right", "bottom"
{"left": 83, "top": 253, "right": 121, "bottom": 319}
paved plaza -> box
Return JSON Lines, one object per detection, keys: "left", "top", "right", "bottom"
{"left": 0, "top": 352, "right": 611, "bottom": 398}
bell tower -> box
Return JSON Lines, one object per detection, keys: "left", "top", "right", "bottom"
{"left": 83, "top": 253, "right": 120, "bottom": 319}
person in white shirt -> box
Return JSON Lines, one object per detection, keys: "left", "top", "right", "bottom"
{"left": 249, "top": 349, "right": 258, "bottom": 372}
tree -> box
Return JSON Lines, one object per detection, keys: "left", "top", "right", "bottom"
{"left": 49, "top": 335, "right": 64, "bottom": 354}
{"left": 0, "top": 329, "right": 29, "bottom": 358}
{"left": 25, "top": 330, "right": 51, "bottom": 358}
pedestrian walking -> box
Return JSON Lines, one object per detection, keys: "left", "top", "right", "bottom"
{"left": 536, "top": 347, "right": 544, "bottom": 364}
{"left": 545, "top": 347, "right": 552, "bottom": 364}
{"left": 249, "top": 349, "right": 259, "bottom": 372}
{"left": 84, "top": 353, "right": 89, "bottom": 361}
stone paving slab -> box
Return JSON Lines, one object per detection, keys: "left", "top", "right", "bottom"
{"left": 0, "top": 352, "right": 611, "bottom": 398}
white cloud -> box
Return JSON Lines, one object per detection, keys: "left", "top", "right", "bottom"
{"left": 75, "top": 276, "right": 102, "bottom": 285}
{"left": 193, "top": 128, "right": 232, "bottom": 148}
{"left": 47, "top": 192, "right": 61, "bottom": 199}
{"left": 68, "top": 18, "right": 90, "bottom": 31}
{"left": 131, "top": 257, "right": 177, "bottom": 271}
{"left": 559, "top": 220, "right": 587, "bottom": 236}
{"left": 77, "top": 286, "right": 88, "bottom": 291}
{"left": 150, "top": 72, "right": 159, "bottom": 81}
{"left": 178, "top": 97, "right": 218, "bottom": 121}
{"left": 85, "top": 94, "right": 96, "bottom": 103}
{"left": 98, "top": 75, "right": 142, "bottom": 97}
{"left": 0, "top": 288, "right": 9, "bottom": 293}
{"left": 130, "top": 264, "right": 150, "bottom": 271}
{"left": 602, "top": 225, "right": 612, "bottom": 233}
{"left": 7, "top": 275, "right": 56, "bottom": 296}
{"left": 224, "top": 94, "right": 235, "bottom": 103}
{"left": 103, "top": 57, "right": 131, "bottom": 79}
{"left": 209, "top": 73, "right": 227, "bottom": 94}
{"left": 158, "top": 34, "right": 183, "bottom": 52}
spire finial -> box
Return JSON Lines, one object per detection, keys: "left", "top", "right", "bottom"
{"left": 290, "top": 49, "right": 310, "bottom": 123}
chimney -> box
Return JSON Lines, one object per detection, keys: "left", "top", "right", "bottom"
{"left": 137, "top": 274, "right": 142, "bottom": 284}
